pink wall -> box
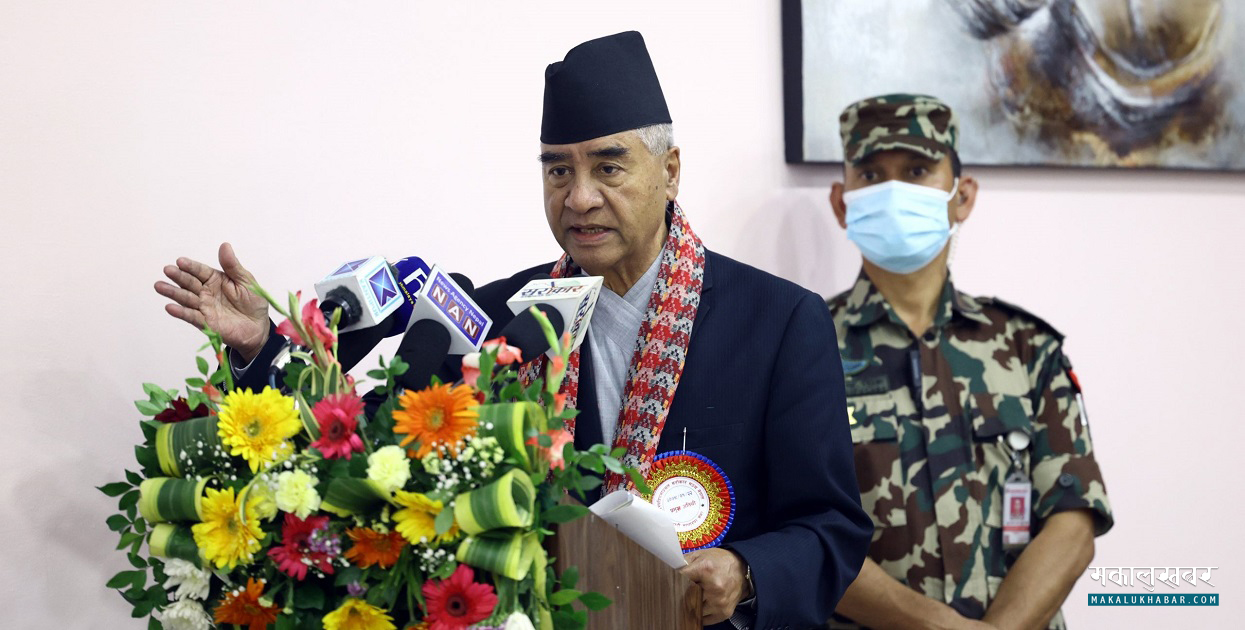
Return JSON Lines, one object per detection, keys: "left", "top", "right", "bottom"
{"left": 2, "top": 2, "right": 1242, "bottom": 628}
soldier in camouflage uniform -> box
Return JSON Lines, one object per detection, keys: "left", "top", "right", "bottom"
{"left": 825, "top": 95, "right": 1113, "bottom": 630}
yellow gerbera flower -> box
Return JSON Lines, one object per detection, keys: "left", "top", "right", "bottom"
{"left": 322, "top": 598, "right": 396, "bottom": 630}
{"left": 392, "top": 383, "right": 478, "bottom": 459}
{"left": 392, "top": 491, "right": 458, "bottom": 545}
{"left": 217, "top": 387, "right": 302, "bottom": 473}
{"left": 192, "top": 487, "right": 264, "bottom": 570}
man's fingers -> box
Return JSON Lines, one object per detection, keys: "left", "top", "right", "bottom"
{"left": 163, "top": 264, "right": 203, "bottom": 293}
{"left": 176, "top": 257, "right": 218, "bottom": 287}
{"left": 218, "top": 242, "right": 255, "bottom": 285}
{"left": 164, "top": 303, "right": 206, "bottom": 329}
{"left": 154, "top": 281, "right": 202, "bottom": 310}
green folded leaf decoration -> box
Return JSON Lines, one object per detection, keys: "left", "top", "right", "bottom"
{"left": 155, "top": 416, "right": 222, "bottom": 477}
{"left": 147, "top": 523, "right": 202, "bottom": 567}
{"left": 454, "top": 468, "right": 535, "bottom": 535}
{"left": 320, "top": 478, "right": 388, "bottom": 517}
{"left": 137, "top": 477, "right": 211, "bottom": 523}
{"left": 479, "top": 402, "right": 545, "bottom": 471}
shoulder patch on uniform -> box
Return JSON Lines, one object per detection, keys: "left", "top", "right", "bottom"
{"left": 841, "top": 358, "right": 870, "bottom": 376}
{"left": 978, "top": 296, "right": 1065, "bottom": 341}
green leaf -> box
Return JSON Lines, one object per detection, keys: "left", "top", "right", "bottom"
{"left": 434, "top": 503, "right": 455, "bottom": 535}
{"left": 366, "top": 369, "right": 387, "bottom": 380}
{"left": 275, "top": 615, "right": 297, "bottom": 630}
{"left": 196, "top": 356, "right": 210, "bottom": 375}
{"left": 542, "top": 504, "right": 588, "bottom": 525}
{"left": 135, "top": 445, "right": 159, "bottom": 474}
{"left": 551, "top": 609, "right": 587, "bottom": 630}
{"left": 116, "top": 532, "right": 143, "bottom": 550}
{"left": 106, "top": 569, "right": 145, "bottom": 590}
{"left": 549, "top": 588, "right": 582, "bottom": 606}
{"left": 125, "top": 470, "right": 144, "bottom": 485}
{"left": 184, "top": 377, "right": 206, "bottom": 388}
{"left": 98, "top": 482, "right": 132, "bottom": 497}
{"left": 561, "top": 566, "right": 579, "bottom": 590}
{"left": 334, "top": 566, "right": 364, "bottom": 586}
{"left": 148, "top": 616, "right": 164, "bottom": 629}
{"left": 579, "top": 591, "right": 612, "bottom": 611}
{"left": 185, "top": 390, "right": 208, "bottom": 410}
{"left": 119, "top": 489, "right": 141, "bottom": 512}
{"left": 626, "top": 468, "right": 652, "bottom": 496}
{"left": 127, "top": 553, "right": 147, "bottom": 569}
{"left": 576, "top": 476, "right": 603, "bottom": 492}
{"left": 578, "top": 453, "right": 604, "bottom": 474}
{"left": 142, "top": 383, "right": 170, "bottom": 403}
{"left": 294, "top": 584, "right": 325, "bottom": 609}
{"left": 134, "top": 400, "right": 164, "bottom": 416}
{"left": 602, "top": 457, "right": 624, "bottom": 474}
{"left": 106, "top": 514, "right": 130, "bottom": 532}
{"left": 140, "top": 420, "right": 159, "bottom": 442}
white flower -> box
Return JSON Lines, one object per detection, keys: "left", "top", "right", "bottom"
{"left": 274, "top": 468, "right": 321, "bottom": 518}
{"left": 504, "top": 611, "right": 537, "bottom": 630}
{"left": 246, "top": 477, "right": 279, "bottom": 521}
{"left": 367, "top": 445, "right": 412, "bottom": 493}
{"left": 157, "top": 599, "right": 212, "bottom": 630}
{"left": 161, "top": 558, "right": 212, "bottom": 600}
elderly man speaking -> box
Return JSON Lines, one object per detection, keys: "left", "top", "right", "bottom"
{"left": 154, "top": 32, "right": 870, "bottom": 629}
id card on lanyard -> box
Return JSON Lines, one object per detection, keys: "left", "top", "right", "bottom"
{"left": 1001, "top": 431, "right": 1032, "bottom": 550}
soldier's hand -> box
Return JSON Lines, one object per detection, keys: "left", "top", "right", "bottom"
{"left": 154, "top": 242, "right": 270, "bottom": 361}
{"left": 679, "top": 548, "right": 750, "bottom": 625}
{"left": 955, "top": 620, "right": 999, "bottom": 630}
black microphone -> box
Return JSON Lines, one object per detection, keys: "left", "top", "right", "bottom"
{"left": 494, "top": 303, "right": 566, "bottom": 364}
{"left": 395, "top": 319, "right": 453, "bottom": 392}
{"left": 335, "top": 271, "right": 478, "bottom": 374}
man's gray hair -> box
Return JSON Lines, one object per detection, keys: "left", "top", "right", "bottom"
{"left": 634, "top": 123, "right": 674, "bottom": 155}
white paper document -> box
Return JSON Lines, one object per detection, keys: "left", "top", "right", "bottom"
{"left": 588, "top": 490, "right": 688, "bottom": 568}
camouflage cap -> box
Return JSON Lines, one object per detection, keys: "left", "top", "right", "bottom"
{"left": 839, "top": 94, "right": 958, "bottom": 163}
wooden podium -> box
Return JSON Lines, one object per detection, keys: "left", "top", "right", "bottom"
{"left": 553, "top": 511, "right": 702, "bottom": 628}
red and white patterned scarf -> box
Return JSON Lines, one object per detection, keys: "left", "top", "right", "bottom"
{"left": 520, "top": 202, "right": 705, "bottom": 493}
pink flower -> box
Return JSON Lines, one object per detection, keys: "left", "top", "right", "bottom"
{"left": 268, "top": 514, "right": 335, "bottom": 581}
{"left": 460, "top": 353, "right": 481, "bottom": 388}
{"left": 310, "top": 393, "right": 365, "bottom": 459}
{"left": 527, "top": 428, "right": 574, "bottom": 471}
{"left": 482, "top": 337, "right": 523, "bottom": 366}
{"left": 277, "top": 297, "right": 337, "bottom": 348}
{"left": 552, "top": 393, "right": 567, "bottom": 415}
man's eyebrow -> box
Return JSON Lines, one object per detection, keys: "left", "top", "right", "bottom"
{"left": 538, "top": 151, "right": 570, "bottom": 163}
{"left": 587, "top": 146, "right": 629, "bottom": 158}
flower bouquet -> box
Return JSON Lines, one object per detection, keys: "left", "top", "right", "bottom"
{"left": 101, "top": 288, "right": 643, "bottom": 629}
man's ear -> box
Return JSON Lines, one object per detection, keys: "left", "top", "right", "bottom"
{"left": 953, "top": 175, "right": 978, "bottom": 224}
{"left": 664, "top": 146, "right": 681, "bottom": 201}
{"left": 829, "top": 182, "right": 848, "bottom": 229}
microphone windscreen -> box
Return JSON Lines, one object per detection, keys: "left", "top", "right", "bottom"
{"left": 496, "top": 303, "right": 566, "bottom": 363}
{"left": 448, "top": 273, "right": 475, "bottom": 295}
{"left": 336, "top": 312, "right": 396, "bottom": 373}
{"left": 396, "top": 319, "right": 453, "bottom": 391}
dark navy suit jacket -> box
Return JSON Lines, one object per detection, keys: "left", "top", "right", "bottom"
{"left": 476, "top": 250, "right": 871, "bottom": 629}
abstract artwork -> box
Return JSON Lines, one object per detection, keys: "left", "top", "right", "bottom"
{"left": 783, "top": 0, "right": 1245, "bottom": 169}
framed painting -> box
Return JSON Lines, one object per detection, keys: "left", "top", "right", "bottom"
{"left": 782, "top": 0, "right": 1245, "bottom": 169}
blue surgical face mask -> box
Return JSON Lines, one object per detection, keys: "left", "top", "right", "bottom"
{"left": 843, "top": 179, "right": 959, "bottom": 274}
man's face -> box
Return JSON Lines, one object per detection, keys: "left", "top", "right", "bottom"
{"left": 539, "top": 130, "right": 679, "bottom": 289}
{"left": 831, "top": 148, "right": 976, "bottom": 230}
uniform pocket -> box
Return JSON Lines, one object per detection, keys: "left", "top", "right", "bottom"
{"left": 970, "top": 393, "right": 1034, "bottom": 530}
{"left": 848, "top": 395, "right": 907, "bottom": 529}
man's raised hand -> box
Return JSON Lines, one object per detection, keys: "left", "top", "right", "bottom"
{"left": 154, "top": 242, "right": 270, "bottom": 362}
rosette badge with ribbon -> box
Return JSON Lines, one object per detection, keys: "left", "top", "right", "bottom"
{"left": 642, "top": 447, "right": 735, "bottom": 553}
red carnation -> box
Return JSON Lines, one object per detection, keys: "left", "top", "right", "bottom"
{"left": 154, "top": 397, "right": 209, "bottom": 424}
{"left": 421, "top": 564, "right": 497, "bottom": 629}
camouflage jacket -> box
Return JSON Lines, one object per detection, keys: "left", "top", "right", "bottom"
{"left": 826, "top": 272, "right": 1113, "bottom": 629}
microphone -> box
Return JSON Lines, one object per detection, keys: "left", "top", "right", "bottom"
{"left": 407, "top": 265, "right": 492, "bottom": 356}
{"left": 492, "top": 302, "right": 566, "bottom": 363}
{"left": 334, "top": 256, "right": 432, "bottom": 372}
{"left": 505, "top": 275, "right": 602, "bottom": 357}
{"left": 395, "top": 319, "right": 453, "bottom": 392}
{"left": 314, "top": 257, "right": 405, "bottom": 332}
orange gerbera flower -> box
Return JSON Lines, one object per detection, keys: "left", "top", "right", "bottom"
{"left": 344, "top": 527, "right": 407, "bottom": 569}
{"left": 392, "top": 383, "right": 479, "bottom": 459}
{"left": 214, "top": 577, "right": 281, "bottom": 630}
